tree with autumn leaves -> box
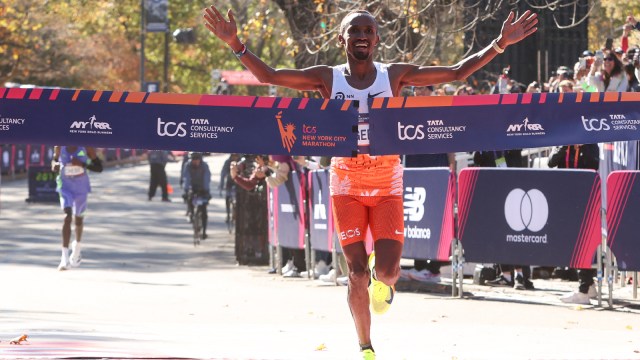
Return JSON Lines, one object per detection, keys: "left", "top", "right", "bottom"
{"left": 0, "top": 0, "right": 638, "bottom": 95}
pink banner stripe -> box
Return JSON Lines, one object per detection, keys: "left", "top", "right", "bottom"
{"left": 607, "top": 172, "right": 630, "bottom": 248}
{"left": 198, "top": 95, "right": 255, "bottom": 107}
{"left": 500, "top": 94, "right": 519, "bottom": 105}
{"left": 437, "top": 173, "right": 456, "bottom": 260}
{"left": 457, "top": 169, "right": 478, "bottom": 241}
{"left": 6, "top": 88, "right": 27, "bottom": 99}
{"left": 573, "top": 178, "right": 601, "bottom": 267}
{"left": 608, "top": 173, "right": 635, "bottom": 249}
{"left": 606, "top": 173, "right": 627, "bottom": 247}
{"left": 521, "top": 93, "right": 533, "bottom": 104}
{"left": 49, "top": 89, "right": 60, "bottom": 100}
{"left": 0, "top": 88, "right": 6, "bottom": 98}
{"left": 451, "top": 94, "right": 500, "bottom": 106}
{"left": 298, "top": 97, "right": 309, "bottom": 110}
{"left": 254, "top": 96, "right": 276, "bottom": 108}
{"left": 539, "top": 92, "right": 547, "bottom": 104}
{"left": 277, "top": 97, "right": 292, "bottom": 109}
{"left": 571, "top": 178, "right": 594, "bottom": 266}
{"left": 28, "top": 88, "right": 43, "bottom": 100}
{"left": 298, "top": 174, "right": 306, "bottom": 249}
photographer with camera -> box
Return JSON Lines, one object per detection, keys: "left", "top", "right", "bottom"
{"left": 182, "top": 152, "right": 212, "bottom": 239}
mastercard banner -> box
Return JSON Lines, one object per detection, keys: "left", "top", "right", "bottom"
{"left": 368, "top": 92, "right": 640, "bottom": 155}
{"left": 0, "top": 88, "right": 359, "bottom": 156}
{"left": 458, "top": 168, "right": 601, "bottom": 269}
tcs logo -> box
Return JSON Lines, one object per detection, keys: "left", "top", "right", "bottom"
{"left": 581, "top": 116, "right": 610, "bottom": 131}
{"left": 398, "top": 122, "right": 425, "bottom": 140}
{"left": 157, "top": 118, "right": 187, "bottom": 137}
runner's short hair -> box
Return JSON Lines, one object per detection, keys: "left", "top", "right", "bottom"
{"left": 340, "top": 10, "right": 377, "bottom": 35}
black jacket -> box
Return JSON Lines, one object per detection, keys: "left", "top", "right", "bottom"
{"left": 547, "top": 144, "right": 599, "bottom": 170}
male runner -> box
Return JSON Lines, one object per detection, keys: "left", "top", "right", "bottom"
{"left": 203, "top": 5, "right": 537, "bottom": 359}
{"left": 52, "top": 146, "right": 103, "bottom": 270}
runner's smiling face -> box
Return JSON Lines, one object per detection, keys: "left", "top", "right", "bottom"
{"left": 339, "top": 13, "right": 379, "bottom": 62}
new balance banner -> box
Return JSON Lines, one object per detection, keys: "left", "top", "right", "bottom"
{"left": 458, "top": 168, "right": 601, "bottom": 269}
{"left": 402, "top": 168, "right": 455, "bottom": 261}
{"left": 606, "top": 171, "right": 640, "bottom": 271}
{"left": 268, "top": 172, "right": 305, "bottom": 250}
{"left": 308, "top": 169, "right": 337, "bottom": 252}
{"left": 368, "top": 92, "right": 640, "bottom": 155}
{"left": 0, "top": 88, "right": 358, "bottom": 156}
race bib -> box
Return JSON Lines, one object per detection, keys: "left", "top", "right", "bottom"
{"left": 495, "top": 157, "right": 507, "bottom": 168}
{"left": 64, "top": 165, "right": 85, "bottom": 176}
{"left": 358, "top": 113, "right": 370, "bottom": 147}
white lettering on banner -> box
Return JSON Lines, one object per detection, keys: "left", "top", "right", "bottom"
{"left": 506, "top": 117, "right": 545, "bottom": 136}
{"left": 0, "top": 115, "right": 26, "bottom": 131}
{"left": 404, "top": 225, "right": 431, "bottom": 239}
{"left": 157, "top": 118, "right": 187, "bottom": 137}
{"left": 398, "top": 122, "right": 425, "bottom": 140}
{"left": 70, "top": 115, "right": 112, "bottom": 135}
{"left": 581, "top": 116, "right": 610, "bottom": 131}
{"left": 504, "top": 188, "right": 549, "bottom": 245}
{"left": 403, "top": 187, "right": 426, "bottom": 221}
{"left": 280, "top": 204, "right": 295, "bottom": 213}
{"left": 339, "top": 227, "right": 361, "bottom": 241}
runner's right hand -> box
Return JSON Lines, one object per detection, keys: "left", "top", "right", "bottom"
{"left": 203, "top": 5, "right": 238, "bottom": 46}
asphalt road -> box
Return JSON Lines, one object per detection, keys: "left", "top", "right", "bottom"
{"left": 1, "top": 154, "right": 639, "bottom": 360}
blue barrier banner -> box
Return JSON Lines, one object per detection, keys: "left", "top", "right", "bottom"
{"left": 606, "top": 171, "right": 640, "bottom": 271}
{"left": 0, "top": 88, "right": 358, "bottom": 156}
{"left": 458, "top": 168, "right": 601, "bottom": 269}
{"left": 268, "top": 172, "right": 305, "bottom": 250}
{"left": 308, "top": 169, "right": 338, "bottom": 252}
{"left": 369, "top": 92, "right": 640, "bottom": 155}
{"left": 402, "top": 168, "right": 455, "bottom": 261}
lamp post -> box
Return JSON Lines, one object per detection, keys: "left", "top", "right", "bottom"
{"left": 140, "top": 0, "right": 145, "bottom": 92}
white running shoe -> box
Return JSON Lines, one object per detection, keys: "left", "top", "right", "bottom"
{"left": 399, "top": 268, "right": 415, "bottom": 280}
{"left": 69, "top": 241, "right": 82, "bottom": 267}
{"left": 58, "top": 248, "right": 70, "bottom": 271}
{"left": 319, "top": 269, "right": 336, "bottom": 282}
{"left": 588, "top": 284, "right": 598, "bottom": 298}
{"left": 281, "top": 259, "right": 294, "bottom": 274}
{"left": 560, "top": 291, "right": 591, "bottom": 305}
{"left": 409, "top": 269, "right": 441, "bottom": 283}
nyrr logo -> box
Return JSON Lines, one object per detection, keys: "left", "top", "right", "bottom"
{"left": 70, "top": 115, "right": 112, "bottom": 130}
{"left": 504, "top": 188, "right": 548, "bottom": 232}
{"left": 581, "top": 116, "right": 610, "bottom": 131}
{"left": 506, "top": 117, "right": 544, "bottom": 133}
{"left": 403, "top": 187, "right": 426, "bottom": 221}
{"left": 397, "top": 122, "right": 425, "bottom": 140}
{"left": 276, "top": 111, "right": 296, "bottom": 153}
{"left": 157, "top": 118, "right": 187, "bottom": 137}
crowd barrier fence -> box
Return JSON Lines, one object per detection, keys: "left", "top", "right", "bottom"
{"left": 267, "top": 167, "right": 640, "bottom": 305}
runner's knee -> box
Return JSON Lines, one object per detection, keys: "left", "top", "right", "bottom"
{"left": 63, "top": 208, "right": 72, "bottom": 223}
{"left": 374, "top": 264, "right": 399, "bottom": 285}
{"left": 348, "top": 268, "right": 370, "bottom": 288}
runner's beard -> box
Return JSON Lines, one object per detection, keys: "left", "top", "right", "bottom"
{"left": 354, "top": 51, "right": 368, "bottom": 61}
